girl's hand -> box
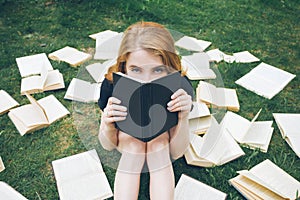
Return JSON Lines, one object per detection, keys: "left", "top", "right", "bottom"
{"left": 102, "top": 97, "right": 127, "bottom": 129}
{"left": 167, "top": 89, "right": 192, "bottom": 119}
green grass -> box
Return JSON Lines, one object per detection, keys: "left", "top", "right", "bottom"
{"left": 0, "top": 0, "right": 299, "bottom": 199}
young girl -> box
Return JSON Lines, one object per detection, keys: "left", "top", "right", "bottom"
{"left": 98, "top": 21, "right": 193, "bottom": 200}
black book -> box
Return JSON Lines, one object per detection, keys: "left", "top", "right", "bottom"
{"left": 112, "top": 71, "right": 193, "bottom": 142}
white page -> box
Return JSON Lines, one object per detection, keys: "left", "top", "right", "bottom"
{"left": 94, "top": 33, "right": 123, "bottom": 60}
{"left": 236, "top": 63, "right": 296, "bottom": 99}
{"left": 16, "top": 53, "right": 53, "bottom": 77}
{"left": 206, "top": 49, "right": 225, "bottom": 63}
{"left": 222, "top": 111, "right": 250, "bottom": 143}
{"left": 43, "top": 70, "right": 65, "bottom": 90}
{"left": 286, "top": 134, "right": 300, "bottom": 157}
{"left": 64, "top": 78, "right": 101, "bottom": 102}
{"left": 247, "top": 159, "right": 300, "bottom": 199}
{"left": 89, "top": 29, "right": 119, "bottom": 40}
{"left": 273, "top": 113, "right": 300, "bottom": 138}
{"left": 20, "top": 76, "right": 43, "bottom": 94}
{"left": 189, "top": 116, "right": 212, "bottom": 134}
{"left": 0, "top": 181, "right": 28, "bottom": 200}
{"left": 86, "top": 59, "right": 116, "bottom": 83}
{"left": 0, "top": 90, "right": 19, "bottom": 114}
{"left": 175, "top": 174, "right": 226, "bottom": 200}
{"left": 38, "top": 95, "right": 69, "bottom": 124}
{"left": 243, "top": 121, "right": 273, "bottom": 144}
{"left": 233, "top": 51, "right": 260, "bottom": 63}
{"left": 188, "top": 102, "right": 210, "bottom": 119}
{"left": 49, "top": 46, "right": 91, "bottom": 66}
{"left": 52, "top": 149, "right": 113, "bottom": 200}
{"left": 197, "top": 81, "right": 216, "bottom": 104}
{"left": 217, "top": 88, "right": 239, "bottom": 109}
{"left": 0, "top": 156, "right": 5, "bottom": 172}
{"left": 175, "top": 36, "right": 211, "bottom": 52}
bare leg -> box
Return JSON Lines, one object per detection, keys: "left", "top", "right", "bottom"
{"left": 147, "top": 132, "right": 174, "bottom": 200}
{"left": 114, "top": 132, "right": 146, "bottom": 200}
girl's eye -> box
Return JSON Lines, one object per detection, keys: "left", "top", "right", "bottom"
{"left": 131, "top": 67, "right": 141, "bottom": 73}
{"left": 153, "top": 66, "right": 167, "bottom": 73}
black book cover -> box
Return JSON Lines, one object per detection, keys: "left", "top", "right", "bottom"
{"left": 112, "top": 71, "right": 188, "bottom": 142}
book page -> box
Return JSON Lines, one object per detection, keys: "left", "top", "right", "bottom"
{"left": 64, "top": 78, "right": 100, "bottom": 103}
{"left": 222, "top": 111, "right": 250, "bottom": 143}
{"left": 94, "top": 33, "right": 123, "bottom": 60}
{"left": 43, "top": 70, "right": 65, "bottom": 91}
{"left": 175, "top": 174, "right": 226, "bottom": 200}
{"left": 206, "top": 49, "right": 225, "bottom": 63}
{"left": 89, "top": 29, "right": 119, "bottom": 40}
{"left": 247, "top": 159, "right": 300, "bottom": 199}
{"left": 235, "top": 63, "right": 296, "bottom": 99}
{"left": 175, "top": 36, "right": 211, "bottom": 52}
{"left": 0, "top": 156, "right": 5, "bottom": 172}
{"left": 86, "top": 60, "right": 114, "bottom": 83}
{"left": 273, "top": 113, "right": 300, "bottom": 138}
{"left": 233, "top": 51, "right": 260, "bottom": 63}
{"left": 16, "top": 53, "right": 53, "bottom": 77}
{"left": 243, "top": 121, "right": 273, "bottom": 145}
{"left": 189, "top": 116, "right": 211, "bottom": 135}
{"left": 184, "top": 144, "right": 214, "bottom": 167}
{"left": 215, "top": 88, "right": 239, "bottom": 110}
{"left": 197, "top": 81, "right": 216, "bottom": 104}
{"left": 0, "top": 181, "right": 28, "bottom": 200}
{"left": 0, "top": 90, "right": 19, "bottom": 114}
{"left": 48, "top": 46, "right": 91, "bottom": 66}
{"left": 188, "top": 102, "right": 210, "bottom": 119}
{"left": 38, "top": 95, "right": 69, "bottom": 124}
{"left": 52, "top": 150, "right": 113, "bottom": 200}
{"left": 20, "top": 76, "right": 43, "bottom": 94}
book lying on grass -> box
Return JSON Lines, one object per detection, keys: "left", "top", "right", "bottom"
{"left": 85, "top": 59, "right": 116, "bottom": 83}
{"left": 16, "top": 53, "right": 53, "bottom": 77}
{"left": 112, "top": 71, "right": 193, "bottom": 142}
{"left": 181, "top": 52, "right": 216, "bottom": 80}
{"left": 175, "top": 36, "right": 212, "bottom": 52}
{"left": 273, "top": 113, "right": 300, "bottom": 158}
{"left": 196, "top": 81, "right": 240, "bottom": 111}
{"left": 20, "top": 62, "right": 64, "bottom": 95}
{"left": 229, "top": 159, "right": 300, "bottom": 200}
{"left": 52, "top": 149, "right": 113, "bottom": 200}
{"left": 188, "top": 102, "right": 211, "bottom": 135}
{"left": 88, "top": 29, "right": 119, "bottom": 40}
{"left": 175, "top": 174, "right": 227, "bottom": 200}
{"left": 222, "top": 109, "right": 274, "bottom": 152}
{"left": 0, "top": 181, "right": 28, "bottom": 200}
{"left": 235, "top": 62, "right": 296, "bottom": 99}
{"left": 233, "top": 51, "right": 260, "bottom": 63}
{"left": 0, "top": 156, "right": 5, "bottom": 172}
{"left": 48, "top": 46, "right": 92, "bottom": 67}
{"left": 185, "top": 116, "right": 245, "bottom": 167}
{"left": 64, "top": 78, "right": 101, "bottom": 103}
{"left": 0, "top": 90, "right": 19, "bottom": 115}
{"left": 8, "top": 93, "right": 70, "bottom": 136}
{"left": 94, "top": 32, "right": 123, "bottom": 60}
{"left": 206, "top": 48, "right": 235, "bottom": 63}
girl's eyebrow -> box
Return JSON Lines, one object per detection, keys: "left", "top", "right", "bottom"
{"left": 127, "top": 65, "right": 141, "bottom": 69}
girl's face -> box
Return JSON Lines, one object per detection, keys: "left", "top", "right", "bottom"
{"left": 125, "top": 49, "right": 168, "bottom": 81}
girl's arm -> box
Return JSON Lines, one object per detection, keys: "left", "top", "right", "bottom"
{"left": 167, "top": 89, "right": 192, "bottom": 160}
{"left": 98, "top": 97, "right": 127, "bottom": 151}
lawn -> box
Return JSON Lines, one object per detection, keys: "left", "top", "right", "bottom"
{"left": 0, "top": 0, "right": 299, "bottom": 199}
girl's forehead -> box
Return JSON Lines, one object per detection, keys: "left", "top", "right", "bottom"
{"left": 126, "top": 49, "right": 163, "bottom": 66}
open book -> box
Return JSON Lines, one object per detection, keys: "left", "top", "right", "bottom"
{"left": 112, "top": 71, "right": 193, "bottom": 142}
{"left": 175, "top": 36, "right": 212, "bottom": 52}
{"left": 64, "top": 78, "right": 101, "bottom": 103}
{"left": 188, "top": 102, "right": 211, "bottom": 135}
{"left": 235, "top": 62, "right": 296, "bottom": 99}
{"left": 16, "top": 53, "right": 53, "bottom": 77}
{"left": 273, "top": 113, "right": 300, "bottom": 158}
{"left": 175, "top": 174, "right": 227, "bottom": 200}
{"left": 85, "top": 59, "right": 116, "bottom": 83}
{"left": 229, "top": 159, "right": 300, "bottom": 200}
{"left": 233, "top": 51, "right": 260, "bottom": 63}
{"left": 196, "top": 81, "right": 240, "bottom": 111}
{"left": 185, "top": 116, "right": 245, "bottom": 167}
{"left": 0, "top": 156, "right": 5, "bottom": 172}
{"left": 206, "top": 48, "right": 235, "bottom": 63}
{"left": 94, "top": 33, "right": 123, "bottom": 60}
{"left": 181, "top": 52, "right": 216, "bottom": 80}
{"left": 0, "top": 90, "right": 19, "bottom": 115}
{"left": 48, "top": 46, "right": 92, "bottom": 67}
{"left": 52, "top": 149, "right": 113, "bottom": 200}
{"left": 8, "top": 93, "right": 70, "bottom": 136}
{"left": 20, "top": 62, "right": 64, "bottom": 95}
{"left": 89, "top": 29, "right": 119, "bottom": 40}
{"left": 0, "top": 181, "right": 28, "bottom": 200}
{"left": 222, "top": 109, "right": 274, "bottom": 152}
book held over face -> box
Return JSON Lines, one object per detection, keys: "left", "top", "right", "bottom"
{"left": 229, "top": 159, "right": 300, "bottom": 200}
{"left": 0, "top": 90, "right": 19, "bottom": 115}
{"left": 8, "top": 93, "right": 70, "bottom": 136}
{"left": 112, "top": 71, "right": 193, "bottom": 142}
{"left": 175, "top": 174, "right": 227, "bottom": 200}
{"left": 52, "top": 149, "right": 113, "bottom": 200}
